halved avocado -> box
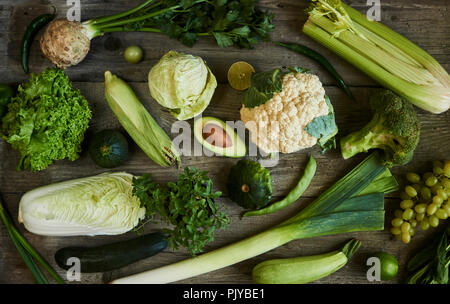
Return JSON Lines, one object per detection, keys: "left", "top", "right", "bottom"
{"left": 194, "top": 117, "right": 246, "bottom": 158}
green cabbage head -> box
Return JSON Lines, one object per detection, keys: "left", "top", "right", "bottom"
{"left": 18, "top": 172, "right": 146, "bottom": 236}
{"left": 148, "top": 51, "right": 217, "bottom": 120}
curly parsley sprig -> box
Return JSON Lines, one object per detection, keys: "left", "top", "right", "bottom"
{"left": 133, "top": 168, "right": 229, "bottom": 255}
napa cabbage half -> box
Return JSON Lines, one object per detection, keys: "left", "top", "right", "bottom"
{"left": 18, "top": 172, "right": 145, "bottom": 236}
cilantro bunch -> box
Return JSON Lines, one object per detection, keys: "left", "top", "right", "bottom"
{"left": 86, "top": 0, "right": 275, "bottom": 49}
{"left": 133, "top": 168, "right": 229, "bottom": 255}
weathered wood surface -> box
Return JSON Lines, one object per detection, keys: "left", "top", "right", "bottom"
{"left": 0, "top": 0, "right": 449, "bottom": 284}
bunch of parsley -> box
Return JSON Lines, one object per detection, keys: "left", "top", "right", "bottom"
{"left": 133, "top": 168, "right": 229, "bottom": 255}
{"left": 100, "top": 0, "right": 275, "bottom": 48}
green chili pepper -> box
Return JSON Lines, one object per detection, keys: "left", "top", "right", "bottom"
{"left": 21, "top": 7, "right": 56, "bottom": 74}
{"left": 244, "top": 156, "right": 317, "bottom": 217}
{"left": 274, "top": 41, "right": 355, "bottom": 100}
{"left": 0, "top": 83, "right": 14, "bottom": 119}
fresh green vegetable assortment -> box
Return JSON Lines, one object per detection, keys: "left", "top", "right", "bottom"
{"left": 0, "top": 0, "right": 448, "bottom": 285}
{"left": 40, "top": 0, "right": 275, "bottom": 69}
{"left": 111, "top": 152, "right": 399, "bottom": 284}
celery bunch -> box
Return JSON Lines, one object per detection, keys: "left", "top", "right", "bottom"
{"left": 303, "top": 0, "right": 450, "bottom": 114}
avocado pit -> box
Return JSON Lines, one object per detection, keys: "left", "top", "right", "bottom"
{"left": 202, "top": 123, "right": 233, "bottom": 148}
{"left": 194, "top": 116, "right": 246, "bottom": 158}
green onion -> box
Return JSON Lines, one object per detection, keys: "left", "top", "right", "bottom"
{"left": 0, "top": 194, "right": 64, "bottom": 284}
{"left": 111, "top": 152, "right": 398, "bottom": 284}
{"left": 302, "top": 0, "right": 450, "bottom": 114}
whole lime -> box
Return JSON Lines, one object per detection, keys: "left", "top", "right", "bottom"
{"left": 374, "top": 251, "right": 398, "bottom": 281}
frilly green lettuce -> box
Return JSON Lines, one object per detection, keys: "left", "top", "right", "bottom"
{"left": 1, "top": 68, "right": 91, "bottom": 171}
{"left": 148, "top": 51, "right": 217, "bottom": 120}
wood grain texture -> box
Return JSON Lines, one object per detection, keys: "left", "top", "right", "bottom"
{"left": 0, "top": 0, "right": 449, "bottom": 284}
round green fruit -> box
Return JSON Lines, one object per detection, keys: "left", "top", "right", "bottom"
{"left": 227, "top": 159, "right": 272, "bottom": 210}
{"left": 373, "top": 251, "right": 398, "bottom": 281}
{"left": 89, "top": 129, "right": 129, "bottom": 168}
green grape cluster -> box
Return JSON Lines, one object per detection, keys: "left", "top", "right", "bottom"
{"left": 391, "top": 160, "right": 450, "bottom": 244}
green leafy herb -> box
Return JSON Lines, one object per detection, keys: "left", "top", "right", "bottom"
{"left": 406, "top": 224, "right": 449, "bottom": 284}
{"left": 133, "top": 168, "right": 229, "bottom": 255}
{"left": 86, "top": 0, "right": 275, "bottom": 49}
{"left": 1, "top": 68, "right": 91, "bottom": 171}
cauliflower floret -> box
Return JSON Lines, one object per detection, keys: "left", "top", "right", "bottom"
{"left": 240, "top": 72, "right": 329, "bottom": 153}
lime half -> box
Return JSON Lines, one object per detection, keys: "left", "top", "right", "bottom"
{"left": 227, "top": 61, "right": 255, "bottom": 91}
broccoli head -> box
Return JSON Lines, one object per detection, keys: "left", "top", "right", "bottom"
{"left": 340, "top": 89, "right": 420, "bottom": 167}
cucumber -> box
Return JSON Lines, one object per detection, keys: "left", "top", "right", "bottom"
{"left": 55, "top": 232, "right": 168, "bottom": 273}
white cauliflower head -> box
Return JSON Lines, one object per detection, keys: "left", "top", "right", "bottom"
{"left": 240, "top": 69, "right": 336, "bottom": 154}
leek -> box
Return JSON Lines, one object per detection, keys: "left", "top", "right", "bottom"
{"left": 111, "top": 152, "right": 398, "bottom": 284}
{"left": 303, "top": 0, "right": 450, "bottom": 114}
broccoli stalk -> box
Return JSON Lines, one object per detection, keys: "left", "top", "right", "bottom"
{"left": 340, "top": 90, "right": 420, "bottom": 167}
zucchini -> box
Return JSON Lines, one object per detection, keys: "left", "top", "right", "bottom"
{"left": 55, "top": 232, "right": 168, "bottom": 273}
{"left": 252, "top": 239, "right": 361, "bottom": 284}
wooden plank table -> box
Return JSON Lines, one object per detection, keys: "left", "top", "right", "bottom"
{"left": 0, "top": 0, "right": 449, "bottom": 284}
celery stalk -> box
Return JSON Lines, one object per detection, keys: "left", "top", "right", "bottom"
{"left": 342, "top": 3, "right": 450, "bottom": 88}
{"left": 304, "top": 0, "right": 450, "bottom": 114}
{"left": 308, "top": 14, "right": 439, "bottom": 87}
{"left": 303, "top": 20, "right": 449, "bottom": 114}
